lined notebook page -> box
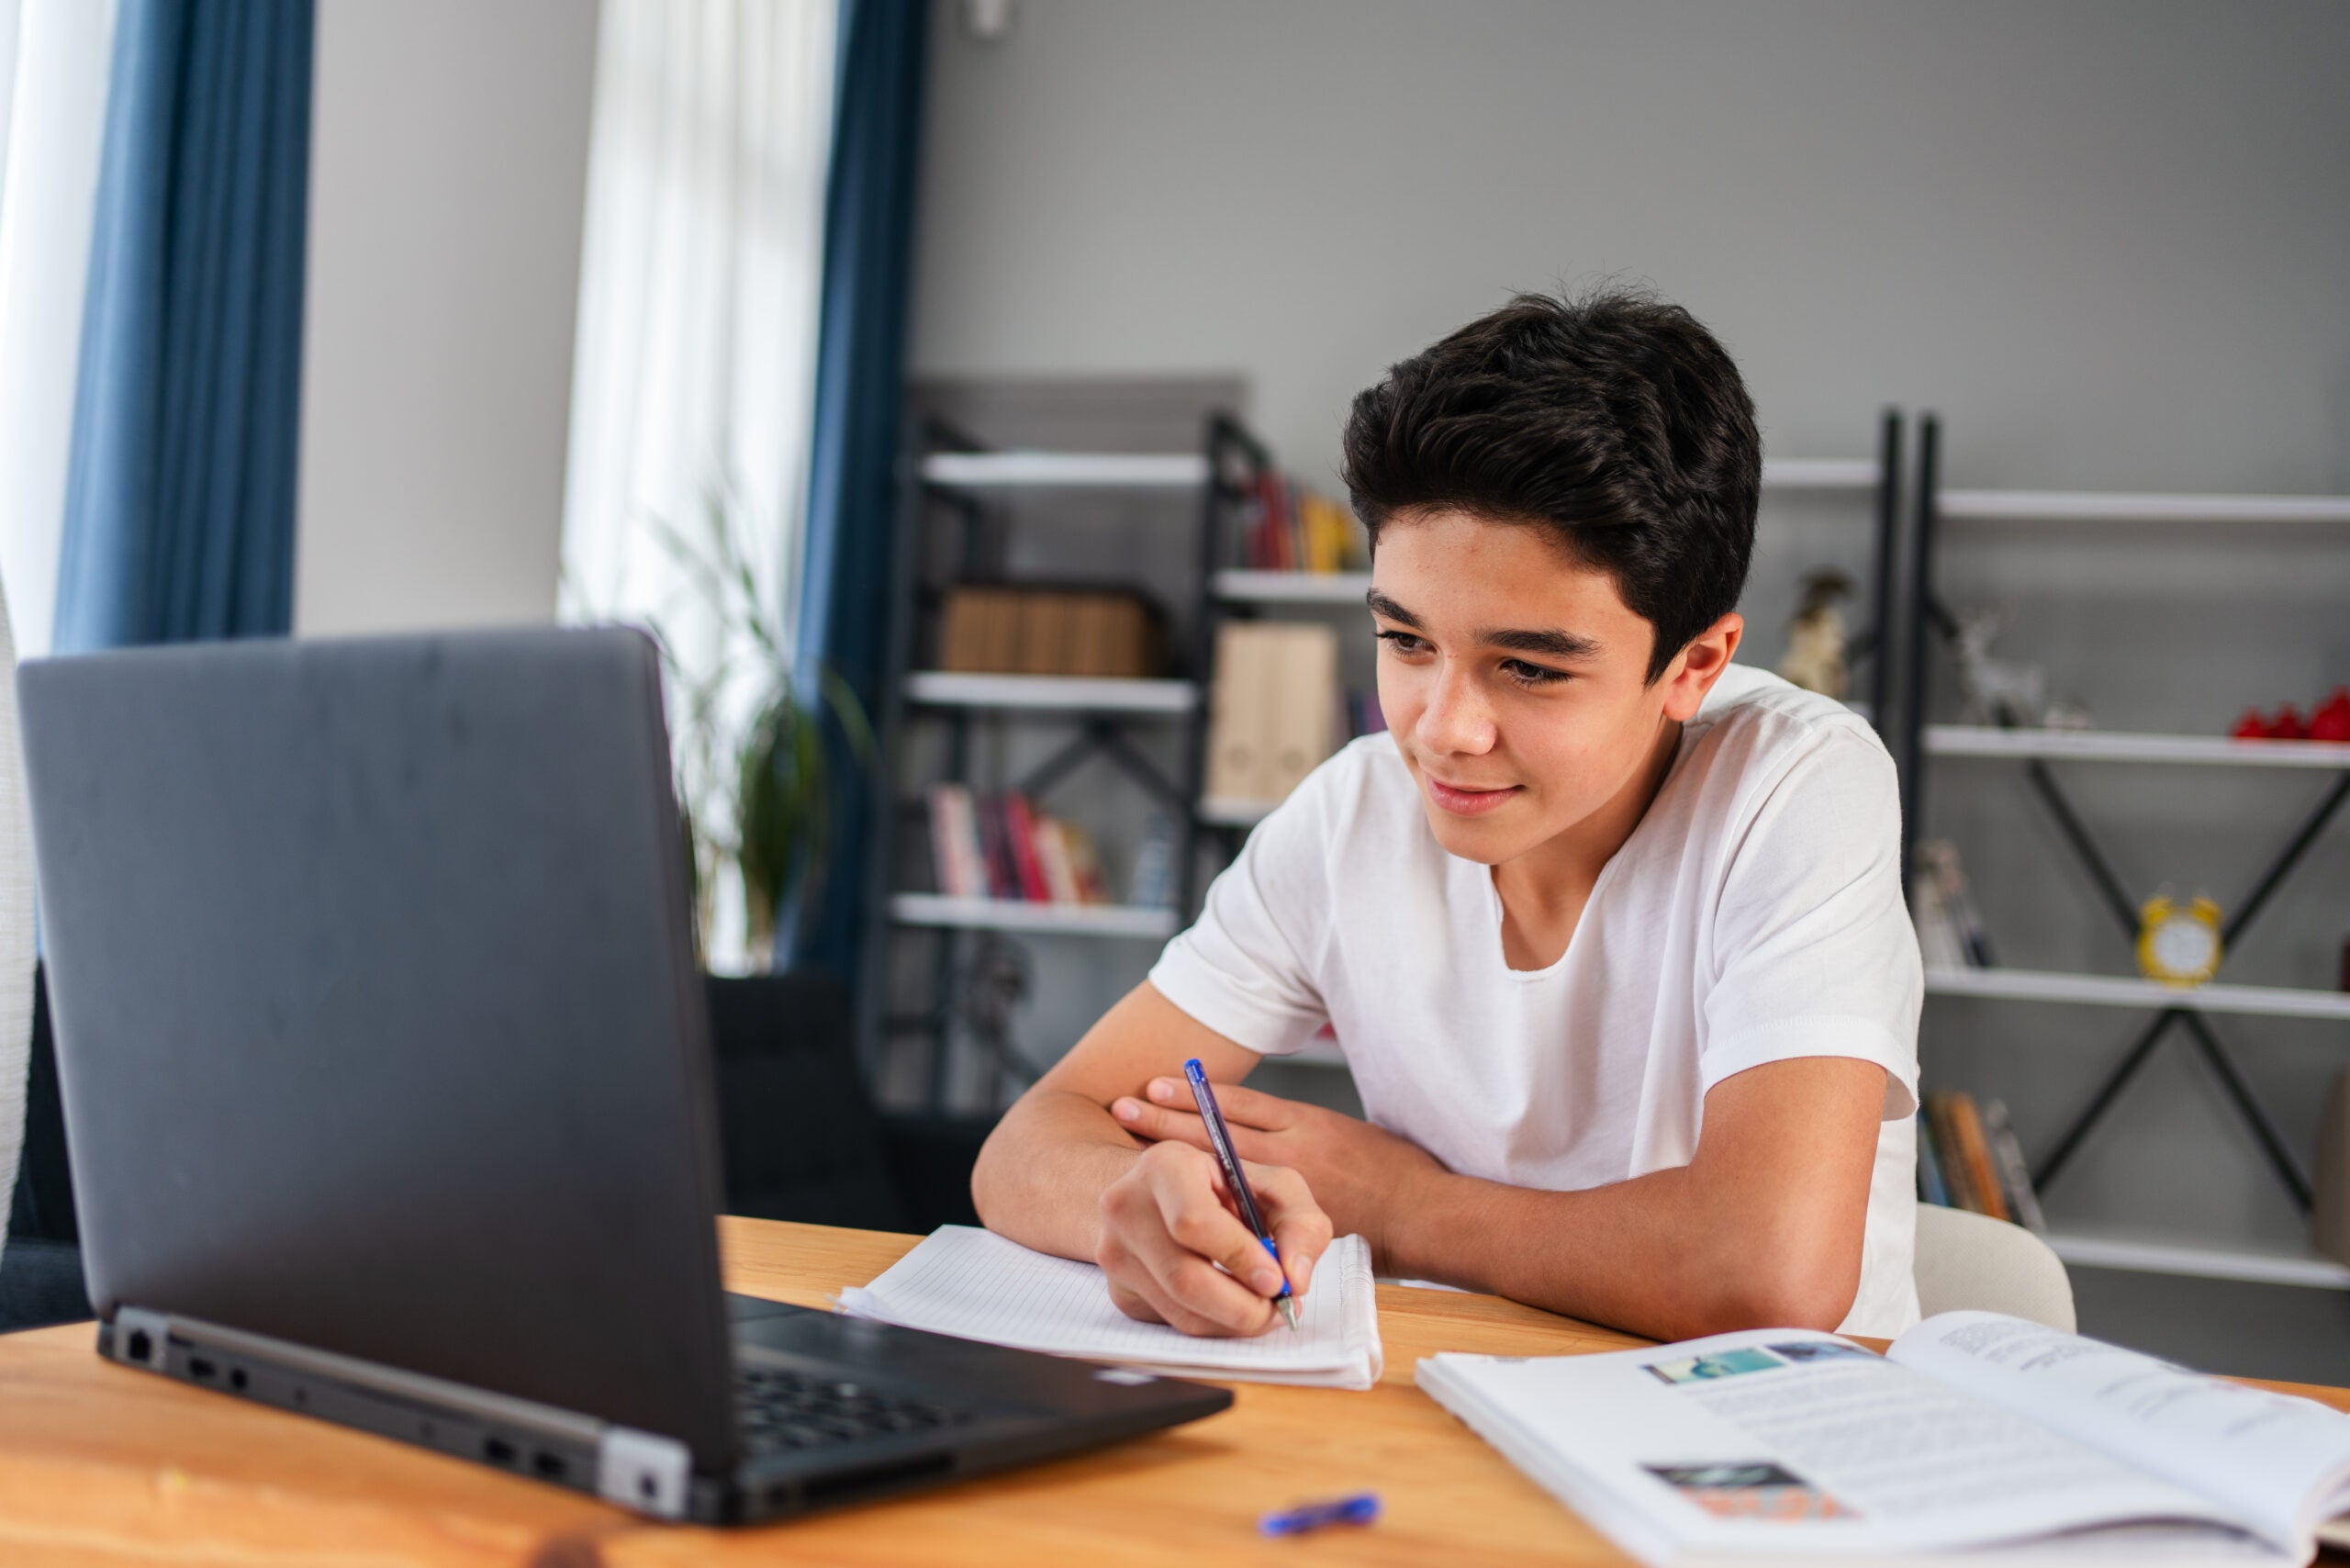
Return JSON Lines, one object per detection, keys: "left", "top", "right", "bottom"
{"left": 837, "top": 1226, "right": 1382, "bottom": 1390}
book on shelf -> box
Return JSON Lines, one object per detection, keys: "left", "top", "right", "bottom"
{"left": 1983, "top": 1099, "right": 2049, "bottom": 1237}
{"left": 1919, "top": 1089, "right": 2047, "bottom": 1231}
{"left": 937, "top": 585, "right": 1164, "bottom": 678}
{"left": 1915, "top": 1109, "right": 1953, "bottom": 1208}
{"left": 926, "top": 784, "right": 990, "bottom": 900}
{"left": 1420, "top": 1310, "right": 2350, "bottom": 1565}
{"left": 1203, "top": 621, "right": 1340, "bottom": 806}
{"left": 925, "top": 787, "right": 1115, "bottom": 908}
{"left": 1126, "top": 812, "right": 1180, "bottom": 912}
{"left": 1240, "top": 473, "right": 1367, "bottom": 575}
{"left": 1001, "top": 793, "right": 1051, "bottom": 902}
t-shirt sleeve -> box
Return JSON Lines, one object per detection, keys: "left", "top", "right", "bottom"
{"left": 1700, "top": 727, "right": 1922, "bottom": 1119}
{"left": 1147, "top": 775, "right": 1334, "bottom": 1058}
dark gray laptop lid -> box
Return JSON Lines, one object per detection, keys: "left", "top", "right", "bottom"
{"left": 17, "top": 628, "right": 738, "bottom": 1465}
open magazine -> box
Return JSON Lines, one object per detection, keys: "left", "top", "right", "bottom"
{"left": 1418, "top": 1311, "right": 2350, "bottom": 1566}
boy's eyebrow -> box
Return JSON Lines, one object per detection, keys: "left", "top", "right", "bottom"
{"left": 1366, "top": 589, "right": 1601, "bottom": 660}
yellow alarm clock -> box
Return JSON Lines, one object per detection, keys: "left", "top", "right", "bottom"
{"left": 2137, "top": 891, "right": 2223, "bottom": 987}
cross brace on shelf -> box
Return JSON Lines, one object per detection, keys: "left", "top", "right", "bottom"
{"left": 2025, "top": 754, "right": 2350, "bottom": 1211}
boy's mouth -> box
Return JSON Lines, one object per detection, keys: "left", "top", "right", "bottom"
{"left": 1424, "top": 775, "right": 1524, "bottom": 817}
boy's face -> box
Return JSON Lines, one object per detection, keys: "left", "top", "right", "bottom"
{"left": 1368, "top": 509, "right": 1740, "bottom": 869}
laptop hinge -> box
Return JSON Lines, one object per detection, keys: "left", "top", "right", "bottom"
{"left": 599, "top": 1426, "right": 692, "bottom": 1519}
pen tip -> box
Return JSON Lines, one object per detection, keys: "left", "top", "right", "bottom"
{"left": 1279, "top": 1297, "right": 1299, "bottom": 1333}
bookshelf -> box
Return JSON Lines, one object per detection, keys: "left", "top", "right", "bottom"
{"left": 1897, "top": 415, "right": 2350, "bottom": 1286}
{"left": 867, "top": 409, "right": 1277, "bottom": 1111}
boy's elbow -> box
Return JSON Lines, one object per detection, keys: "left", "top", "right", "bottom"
{"left": 968, "top": 1120, "right": 1016, "bottom": 1228}
{"left": 1696, "top": 1214, "right": 1863, "bottom": 1333}
{"left": 1717, "top": 1264, "right": 1857, "bottom": 1333}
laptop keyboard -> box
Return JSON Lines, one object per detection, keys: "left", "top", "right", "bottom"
{"left": 735, "top": 1365, "right": 975, "bottom": 1457}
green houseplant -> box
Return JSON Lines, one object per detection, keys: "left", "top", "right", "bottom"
{"left": 647, "top": 486, "right": 872, "bottom": 967}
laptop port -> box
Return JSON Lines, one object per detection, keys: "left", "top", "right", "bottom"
{"left": 229, "top": 1368, "right": 248, "bottom": 1391}
{"left": 485, "top": 1437, "right": 518, "bottom": 1466}
{"left": 533, "top": 1451, "right": 567, "bottom": 1480}
{"left": 126, "top": 1329, "right": 152, "bottom": 1363}
{"left": 189, "top": 1357, "right": 216, "bottom": 1380}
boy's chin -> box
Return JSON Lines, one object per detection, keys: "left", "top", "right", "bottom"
{"left": 1419, "top": 803, "right": 1533, "bottom": 866}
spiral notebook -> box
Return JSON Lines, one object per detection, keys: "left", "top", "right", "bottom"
{"left": 835, "top": 1226, "right": 1383, "bottom": 1390}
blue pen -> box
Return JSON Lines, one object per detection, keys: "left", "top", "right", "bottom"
{"left": 1182, "top": 1058, "right": 1299, "bottom": 1332}
{"left": 1260, "top": 1493, "right": 1381, "bottom": 1537}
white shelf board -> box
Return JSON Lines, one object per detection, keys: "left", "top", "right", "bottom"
{"left": 890, "top": 893, "right": 1179, "bottom": 939}
{"left": 1213, "top": 569, "right": 1371, "bottom": 605}
{"left": 922, "top": 451, "right": 1871, "bottom": 494}
{"left": 904, "top": 671, "right": 1198, "bottom": 714}
{"left": 1938, "top": 489, "right": 2350, "bottom": 525}
{"left": 1760, "top": 456, "right": 1878, "bottom": 490}
{"left": 2043, "top": 1231, "right": 2350, "bottom": 1290}
{"left": 1923, "top": 966, "right": 2350, "bottom": 1023}
{"left": 921, "top": 451, "right": 1209, "bottom": 489}
{"left": 1197, "top": 796, "right": 1276, "bottom": 828}
{"left": 1927, "top": 725, "right": 2350, "bottom": 769}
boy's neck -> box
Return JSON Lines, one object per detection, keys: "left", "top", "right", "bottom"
{"left": 1489, "top": 716, "right": 1684, "bottom": 964}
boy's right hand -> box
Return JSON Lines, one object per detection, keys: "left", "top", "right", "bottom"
{"left": 1096, "top": 1139, "right": 1333, "bottom": 1337}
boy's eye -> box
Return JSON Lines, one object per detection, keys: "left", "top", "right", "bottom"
{"left": 1502, "top": 659, "right": 1570, "bottom": 687}
{"left": 1375, "top": 630, "right": 1429, "bottom": 655}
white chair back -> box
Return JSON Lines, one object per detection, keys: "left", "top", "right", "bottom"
{"left": 1912, "top": 1204, "right": 2076, "bottom": 1331}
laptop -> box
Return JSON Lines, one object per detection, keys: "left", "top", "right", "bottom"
{"left": 16, "top": 627, "right": 1229, "bottom": 1524}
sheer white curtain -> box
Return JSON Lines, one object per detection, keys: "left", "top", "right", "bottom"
{"left": 0, "top": 0, "right": 113, "bottom": 1238}
{"left": 561, "top": 0, "right": 838, "bottom": 972}
{"left": 0, "top": 0, "right": 118, "bottom": 665}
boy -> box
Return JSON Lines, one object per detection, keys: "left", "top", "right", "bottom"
{"left": 969, "top": 290, "right": 1921, "bottom": 1341}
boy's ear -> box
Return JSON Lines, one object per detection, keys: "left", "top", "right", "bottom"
{"left": 1657, "top": 612, "right": 1743, "bottom": 722}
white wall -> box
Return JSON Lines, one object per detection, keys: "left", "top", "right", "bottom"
{"left": 295, "top": 0, "right": 599, "bottom": 636}
{"left": 912, "top": 0, "right": 2350, "bottom": 496}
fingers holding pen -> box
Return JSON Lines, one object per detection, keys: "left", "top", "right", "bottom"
{"left": 1096, "top": 1142, "right": 1297, "bottom": 1336}
{"left": 1245, "top": 1159, "right": 1333, "bottom": 1296}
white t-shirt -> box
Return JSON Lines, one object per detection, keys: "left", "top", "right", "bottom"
{"left": 1148, "top": 663, "right": 1923, "bottom": 1336}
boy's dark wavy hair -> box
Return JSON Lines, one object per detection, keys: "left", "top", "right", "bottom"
{"left": 1341, "top": 289, "right": 1760, "bottom": 682}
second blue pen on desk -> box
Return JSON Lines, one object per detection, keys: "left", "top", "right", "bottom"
{"left": 1182, "top": 1058, "right": 1299, "bottom": 1332}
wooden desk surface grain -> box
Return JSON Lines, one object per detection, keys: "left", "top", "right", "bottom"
{"left": 0, "top": 1216, "right": 2338, "bottom": 1568}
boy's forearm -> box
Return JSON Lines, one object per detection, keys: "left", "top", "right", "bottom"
{"left": 969, "top": 1088, "right": 1146, "bottom": 1263}
{"left": 1387, "top": 1165, "right": 1861, "bottom": 1341}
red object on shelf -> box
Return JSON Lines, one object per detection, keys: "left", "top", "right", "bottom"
{"left": 2270, "top": 704, "right": 2309, "bottom": 741}
{"left": 2310, "top": 689, "right": 2350, "bottom": 744}
{"left": 2231, "top": 708, "right": 2271, "bottom": 740}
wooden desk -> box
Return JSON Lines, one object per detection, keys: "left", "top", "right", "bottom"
{"left": 0, "top": 1218, "right": 2340, "bottom": 1567}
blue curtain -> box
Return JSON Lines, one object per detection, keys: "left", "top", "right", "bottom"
{"left": 789, "top": 0, "right": 931, "bottom": 980}
{"left": 53, "top": 0, "right": 315, "bottom": 653}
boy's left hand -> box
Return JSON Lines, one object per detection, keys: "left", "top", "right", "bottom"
{"left": 1111, "top": 1077, "right": 1445, "bottom": 1268}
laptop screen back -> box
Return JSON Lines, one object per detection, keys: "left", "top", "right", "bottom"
{"left": 17, "top": 628, "right": 738, "bottom": 1462}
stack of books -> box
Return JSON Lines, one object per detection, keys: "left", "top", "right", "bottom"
{"left": 927, "top": 786, "right": 1112, "bottom": 907}
{"left": 1239, "top": 475, "right": 1365, "bottom": 574}
{"left": 1203, "top": 622, "right": 1340, "bottom": 807}
{"left": 1919, "top": 1090, "right": 2046, "bottom": 1235}
{"left": 936, "top": 587, "right": 1164, "bottom": 678}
